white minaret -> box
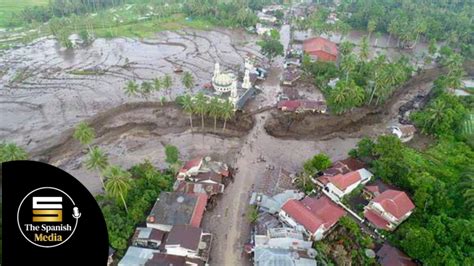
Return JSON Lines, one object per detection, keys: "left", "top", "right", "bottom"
{"left": 213, "top": 62, "right": 220, "bottom": 78}
{"left": 242, "top": 69, "right": 251, "bottom": 90}
{"left": 230, "top": 80, "right": 238, "bottom": 107}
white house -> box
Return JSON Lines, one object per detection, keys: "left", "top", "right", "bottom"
{"left": 364, "top": 190, "right": 415, "bottom": 231}
{"left": 254, "top": 227, "right": 312, "bottom": 251}
{"left": 279, "top": 196, "right": 346, "bottom": 240}
{"left": 319, "top": 169, "right": 373, "bottom": 200}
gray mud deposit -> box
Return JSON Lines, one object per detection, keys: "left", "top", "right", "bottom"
{"left": 0, "top": 29, "right": 261, "bottom": 154}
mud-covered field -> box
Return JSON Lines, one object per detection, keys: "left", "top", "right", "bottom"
{"left": 0, "top": 28, "right": 261, "bottom": 154}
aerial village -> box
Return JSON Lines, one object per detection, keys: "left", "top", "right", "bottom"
{"left": 112, "top": 3, "right": 422, "bottom": 266}
{"left": 1, "top": 0, "right": 473, "bottom": 266}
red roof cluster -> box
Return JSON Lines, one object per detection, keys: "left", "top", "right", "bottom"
{"left": 281, "top": 196, "right": 345, "bottom": 234}
{"left": 373, "top": 190, "right": 415, "bottom": 219}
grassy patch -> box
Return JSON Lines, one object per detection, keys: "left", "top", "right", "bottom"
{"left": 0, "top": 0, "right": 48, "bottom": 27}
{"left": 68, "top": 69, "right": 105, "bottom": 76}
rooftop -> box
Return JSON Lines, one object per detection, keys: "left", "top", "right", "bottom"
{"left": 377, "top": 243, "right": 416, "bottom": 266}
{"left": 147, "top": 192, "right": 207, "bottom": 228}
{"left": 174, "top": 180, "right": 224, "bottom": 196}
{"left": 373, "top": 190, "right": 415, "bottom": 219}
{"left": 303, "top": 37, "right": 338, "bottom": 56}
{"left": 166, "top": 224, "right": 202, "bottom": 251}
{"left": 281, "top": 196, "right": 345, "bottom": 234}
{"left": 118, "top": 246, "right": 155, "bottom": 266}
{"left": 254, "top": 247, "right": 317, "bottom": 266}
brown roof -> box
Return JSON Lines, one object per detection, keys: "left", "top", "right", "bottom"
{"left": 303, "top": 37, "right": 338, "bottom": 56}
{"left": 146, "top": 253, "right": 186, "bottom": 266}
{"left": 166, "top": 224, "right": 202, "bottom": 251}
{"left": 373, "top": 190, "right": 415, "bottom": 219}
{"left": 174, "top": 180, "right": 224, "bottom": 195}
{"left": 145, "top": 253, "right": 205, "bottom": 266}
{"left": 194, "top": 172, "right": 223, "bottom": 184}
{"left": 322, "top": 158, "right": 366, "bottom": 177}
{"left": 147, "top": 192, "right": 207, "bottom": 227}
{"left": 364, "top": 179, "right": 392, "bottom": 196}
{"left": 377, "top": 243, "right": 416, "bottom": 266}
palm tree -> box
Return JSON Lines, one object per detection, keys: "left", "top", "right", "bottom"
{"left": 153, "top": 78, "right": 162, "bottom": 94}
{"left": 208, "top": 97, "right": 221, "bottom": 130}
{"left": 181, "top": 72, "right": 194, "bottom": 92}
{"left": 73, "top": 122, "right": 95, "bottom": 149}
{"left": 194, "top": 92, "right": 207, "bottom": 129}
{"left": 179, "top": 94, "right": 194, "bottom": 130}
{"left": 162, "top": 74, "right": 173, "bottom": 100}
{"left": 340, "top": 54, "right": 357, "bottom": 81}
{"left": 124, "top": 80, "right": 139, "bottom": 97}
{"left": 360, "top": 36, "right": 369, "bottom": 61}
{"left": 85, "top": 146, "right": 109, "bottom": 189}
{"left": 423, "top": 99, "right": 446, "bottom": 132}
{"left": 103, "top": 165, "right": 131, "bottom": 213}
{"left": 221, "top": 100, "right": 234, "bottom": 132}
{"left": 140, "top": 81, "right": 153, "bottom": 99}
{"left": 339, "top": 41, "right": 354, "bottom": 56}
{"left": 0, "top": 142, "right": 28, "bottom": 163}
{"left": 367, "top": 18, "right": 377, "bottom": 41}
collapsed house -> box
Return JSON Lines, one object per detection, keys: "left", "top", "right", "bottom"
{"left": 277, "top": 100, "right": 327, "bottom": 113}
{"left": 387, "top": 124, "right": 416, "bottom": 142}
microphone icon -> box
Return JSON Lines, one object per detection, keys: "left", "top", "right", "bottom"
{"left": 72, "top": 206, "right": 81, "bottom": 219}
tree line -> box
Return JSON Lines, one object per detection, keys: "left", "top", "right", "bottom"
{"left": 338, "top": 0, "right": 474, "bottom": 57}
{"left": 177, "top": 93, "right": 235, "bottom": 132}
{"left": 122, "top": 71, "right": 194, "bottom": 101}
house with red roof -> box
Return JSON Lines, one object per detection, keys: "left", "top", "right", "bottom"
{"left": 303, "top": 37, "right": 338, "bottom": 62}
{"left": 364, "top": 190, "right": 415, "bottom": 231}
{"left": 317, "top": 168, "right": 373, "bottom": 200}
{"left": 279, "top": 196, "right": 346, "bottom": 240}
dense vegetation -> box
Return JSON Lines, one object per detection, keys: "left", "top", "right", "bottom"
{"left": 337, "top": 0, "right": 474, "bottom": 57}
{"left": 1, "top": 0, "right": 278, "bottom": 49}
{"left": 97, "top": 160, "right": 173, "bottom": 256}
{"left": 349, "top": 82, "right": 474, "bottom": 264}
{"left": 302, "top": 42, "right": 413, "bottom": 114}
